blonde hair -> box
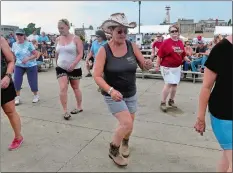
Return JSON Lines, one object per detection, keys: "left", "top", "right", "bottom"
{"left": 58, "top": 19, "right": 70, "bottom": 28}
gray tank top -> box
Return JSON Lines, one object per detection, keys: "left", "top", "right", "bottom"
{"left": 101, "top": 40, "right": 138, "bottom": 98}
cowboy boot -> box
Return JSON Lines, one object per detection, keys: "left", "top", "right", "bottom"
{"left": 160, "top": 102, "right": 167, "bottom": 112}
{"left": 168, "top": 99, "right": 177, "bottom": 108}
{"left": 120, "top": 138, "right": 130, "bottom": 158}
{"left": 109, "top": 143, "right": 128, "bottom": 166}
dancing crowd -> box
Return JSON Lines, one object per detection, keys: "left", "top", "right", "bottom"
{"left": 1, "top": 13, "right": 232, "bottom": 172}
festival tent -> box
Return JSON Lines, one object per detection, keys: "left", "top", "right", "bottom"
{"left": 128, "top": 25, "right": 171, "bottom": 34}
{"left": 162, "top": 34, "right": 188, "bottom": 41}
{"left": 214, "top": 26, "right": 232, "bottom": 35}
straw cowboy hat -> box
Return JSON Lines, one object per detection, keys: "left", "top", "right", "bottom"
{"left": 100, "top": 13, "right": 137, "bottom": 34}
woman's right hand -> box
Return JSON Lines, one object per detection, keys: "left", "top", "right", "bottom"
{"left": 110, "top": 89, "right": 123, "bottom": 102}
{"left": 155, "top": 65, "right": 160, "bottom": 72}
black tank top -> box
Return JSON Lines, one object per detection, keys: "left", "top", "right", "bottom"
{"left": 101, "top": 40, "right": 138, "bottom": 98}
{"left": 1, "top": 51, "right": 7, "bottom": 79}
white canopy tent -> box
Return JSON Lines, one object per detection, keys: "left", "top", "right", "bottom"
{"left": 85, "top": 30, "right": 96, "bottom": 42}
{"left": 162, "top": 34, "right": 188, "bottom": 41}
{"left": 128, "top": 25, "right": 171, "bottom": 34}
{"left": 214, "top": 26, "right": 232, "bottom": 35}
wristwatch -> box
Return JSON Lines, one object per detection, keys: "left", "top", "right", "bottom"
{"left": 5, "top": 73, "right": 12, "bottom": 79}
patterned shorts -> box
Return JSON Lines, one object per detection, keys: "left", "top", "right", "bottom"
{"left": 55, "top": 66, "right": 82, "bottom": 80}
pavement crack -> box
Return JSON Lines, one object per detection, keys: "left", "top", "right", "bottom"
{"left": 130, "top": 134, "right": 221, "bottom": 151}
{"left": 19, "top": 116, "right": 219, "bottom": 152}
{"left": 56, "top": 130, "right": 103, "bottom": 172}
{"left": 134, "top": 118, "right": 213, "bottom": 132}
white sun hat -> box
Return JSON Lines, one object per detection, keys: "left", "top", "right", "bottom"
{"left": 100, "top": 13, "right": 137, "bottom": 34}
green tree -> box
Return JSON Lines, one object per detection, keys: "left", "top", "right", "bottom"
{"left": 23, "top": 23, "right": 41, "bottom": 36}
{"left": 89, "top": 25, "right": 94, "bottom": 30}
{"left": 228, "top": 19, "right": 232, "bottom": 26}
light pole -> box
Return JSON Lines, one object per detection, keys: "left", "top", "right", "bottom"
{"left": 133, "top": 1, "right": 141, "bottom": 34}
{"left": 138, "top": 1, "right": 141, "bottom": 34}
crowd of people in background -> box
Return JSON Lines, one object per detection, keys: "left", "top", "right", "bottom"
{"left": 1, "top": 14, "right": 232, "bottom": 171}
{"left": 150, "top": 32, "right": 225, "bottom": 79}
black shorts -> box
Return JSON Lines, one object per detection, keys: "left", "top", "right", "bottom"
{"left": 1, "top": 82, "right": 16, "bottom": 106}
{"left": 56, "top": 66, "right": 82, "bottom": 80}
{"left": 89, "top": 57, "right": 94, "bottom": 63}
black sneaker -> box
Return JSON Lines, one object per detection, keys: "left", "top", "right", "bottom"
{"left": 85, "top": 73, "right": 92, "bottom": 77}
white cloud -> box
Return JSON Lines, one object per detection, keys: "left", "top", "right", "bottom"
{"left": 1, "top": 1, "right": 104, "bottom": 33}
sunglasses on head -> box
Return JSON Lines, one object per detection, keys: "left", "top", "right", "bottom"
{"left": 170, "top": 30, "right": 178, "bottom": 33}
{"left": 16, "top": 34, "right": 24, "bottom": 36}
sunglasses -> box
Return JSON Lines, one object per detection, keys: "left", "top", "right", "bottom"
{"left": 170, "top": 30, "right": 178, "bottom": 33}
{"left": 117, "top": 29, "right": 128, "bottom": 35}
{"left": 16, "top": 34, "right": 24, "bottom": 36}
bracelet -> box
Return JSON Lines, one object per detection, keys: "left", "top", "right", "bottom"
{"left": 108, "top": 87, "right": 113, "bottom": 95}
{"left": 5, "top": 73, "right": 12, "bottom": 79}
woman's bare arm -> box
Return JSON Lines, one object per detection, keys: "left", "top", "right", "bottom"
{"left": 93, "top": 47, "right": 112, "bottom": 93}
{"left": 74, "top": 36, "right": 83, "bottom": 65}
{"left": 55, "top": 37, "right": 59, "bottom": 65}
{"left": 197, "top": 68, "right": 217, "bottom": 120}
{"left": 131, "top": 42, "right": 146, "bottom": 70}
{"left": 1, "top": 37, "right": 15, "bottom": 74}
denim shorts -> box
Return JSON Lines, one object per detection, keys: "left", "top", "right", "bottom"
{"left": 210, "top": 114, "right": 232, "bottom": 150}
{"left": 104, "top": 94, "right": 137, "bottom": 115}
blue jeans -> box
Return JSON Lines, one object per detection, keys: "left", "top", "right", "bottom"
{"left": 191, "top": 56, "right": 208, "bottom": 72}
{"left": 183, "top": 61, "right": 190, "bottom": 71}
{"left": 14, "top": 65, "right": 38, "bottom": 92}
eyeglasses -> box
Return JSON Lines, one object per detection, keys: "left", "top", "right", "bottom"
{"left": 117, "top": 29, "right": 128, "bottom": 35}
{"left": 170, "top": 30, "right": 178, "bottom": 33}
{"left": 16, "top": 34, "right": 24, "bottom": 36}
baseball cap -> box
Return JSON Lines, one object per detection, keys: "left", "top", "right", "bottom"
{"left": 95, "top": 30, "right": 107, "bottom": 41}
{"left": 15, "top": 29, "right": 25, "bottom": 35}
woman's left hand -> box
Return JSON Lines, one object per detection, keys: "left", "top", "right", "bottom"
{"left": 144, "top": 59, "right": 153, "bottom": 70}
{"left": 67, "top": 63, "right": 76, "bottom": 72}
{"left": 22, "top": 57, "right": 30, "bottom": 64}
{"left": 1, "top": 76, "right": 11, "bottom": 89}
{"left": 194, "top": 116, "right": 206, "bottom": 136}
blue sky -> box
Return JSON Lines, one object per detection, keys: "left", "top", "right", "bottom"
{"left": 2, "top": 1, "right": 232, "bottom": 33}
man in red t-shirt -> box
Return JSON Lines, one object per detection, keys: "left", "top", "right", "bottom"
{"left": 151, "top": 33, "right": 163, "bottom": 61}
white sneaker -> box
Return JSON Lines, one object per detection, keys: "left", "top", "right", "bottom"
{"left": 32, "top": 95, "right": 39, "bottom": 103}
{"left": 15, "top": 96, "right": 20, "bottom": 105}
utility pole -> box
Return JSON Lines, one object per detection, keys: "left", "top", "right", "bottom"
{"left": 133, "top": 1, "right": 141, "bottom": 34}
{"left": 139, "top": 1, "right": 141, "bottom": 34}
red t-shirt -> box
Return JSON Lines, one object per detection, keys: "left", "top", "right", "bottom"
{"left": 152, "top": 41, "right": 163, "bottom": 49}
{"left": 157, "top": 38, "right": 186, "bottom": 67}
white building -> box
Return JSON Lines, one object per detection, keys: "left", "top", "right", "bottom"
{"left": 1, "top": 25, "right": 19, "bottom": 37}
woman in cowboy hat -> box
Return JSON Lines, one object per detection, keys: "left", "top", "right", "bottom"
{"left": 93, "top": 13, "right": 153, "bottom": 166}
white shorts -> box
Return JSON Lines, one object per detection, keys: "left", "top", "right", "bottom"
{"left": 160, "top": 66, "right": 181, "bottom": 84}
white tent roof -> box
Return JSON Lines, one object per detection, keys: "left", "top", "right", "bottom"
{"left": 128, "top": 25, "right": 171, "bottom": 34}
{"left": 162, "top": 34, "right": 188, "bottom": 41}
{"left": 214, "top": 26, "right": 232, "bottom": 35}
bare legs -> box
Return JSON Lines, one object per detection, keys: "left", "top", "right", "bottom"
{"left": 70, "top": 79, "right": 82, "bottom": 110}
{"left": 161, "top": 84, "right": 177, "bottom": 103}
{"left": 218, "top": 150, "right": 232, "bottom": 172}
{"left": 58, "top": 76, "right": 69, "bottom": 113}
{"left": 58, "top": 77, "right": 83, "bottom": 114}
{"left": 2, "top": 100, "right": 23, "bottom": 140}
